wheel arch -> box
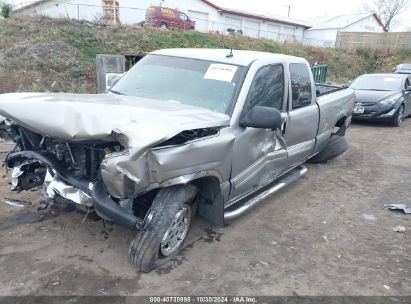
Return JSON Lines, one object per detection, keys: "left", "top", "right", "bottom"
{"left": 140, "top": 172, "right": 226, "bottom": 226}
{"left": 335, "top": 115, "right": 347, "bottom": 128}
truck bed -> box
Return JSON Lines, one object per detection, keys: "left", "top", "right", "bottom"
{"left": 315, "top": 83, "right": 347, "bottom": 97}
{"left": 313, "top": 86, "right": 355, "bottom": 155}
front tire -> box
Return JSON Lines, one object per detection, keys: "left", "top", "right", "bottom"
{"left": 128, "top": 185, "right": 197, "bottom": 272}
{"left": 160, "top": 22, "right": 168, "bottom": 29}
{"left": 392, "top": 104, "right": 404, "bottom": 127}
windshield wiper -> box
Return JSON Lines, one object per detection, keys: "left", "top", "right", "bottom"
{"left": 108, "top": 89, "right": 125, "bottom": 95}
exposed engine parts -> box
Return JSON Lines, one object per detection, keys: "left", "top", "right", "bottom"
{"left": 11, "top": 160, "right": 46, "bottom": 191}
{"left": 4, "top": 122, "right": 124, "bottom": 193}
{"left": 156, "top": 127, "right": 220, "bottom": 147}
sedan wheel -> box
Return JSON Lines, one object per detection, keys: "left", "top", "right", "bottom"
{"left": 392, "top": 105, "right": 404, "bottom": 127}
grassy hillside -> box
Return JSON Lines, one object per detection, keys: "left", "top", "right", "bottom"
{"left": 1, "top": 16, "right": 410, "bottom": 94}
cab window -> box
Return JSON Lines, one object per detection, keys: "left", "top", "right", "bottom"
{"left": 180, "top": 13, "right": 188, "bottom": 21}
{"left": 244, "top": 64, "right": 284, "bottom": 111}
{"left": 290, "top": 63, "right": 312, "bottom": 109}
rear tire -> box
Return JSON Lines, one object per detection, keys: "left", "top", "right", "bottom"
{"left": 392, "top": 104, "right": 404, "bottom": 127}
{"left": 160, "top": 22, "right": 168, "bottom": 29}
{"left": 308, "top": 134, "right": 349, "bottom": 163}
{"left": 128, "top": 184, "right": 197, "bottom": 272}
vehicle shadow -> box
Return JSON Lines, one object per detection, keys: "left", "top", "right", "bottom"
{"left": 351, "top": 120, "right": 395, "bottom": 128}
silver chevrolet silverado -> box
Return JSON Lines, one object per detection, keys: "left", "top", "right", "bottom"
{"left": 0, "top": 49, "right": 355, "bottom": 272}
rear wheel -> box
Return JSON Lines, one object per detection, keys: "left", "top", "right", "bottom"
{"left": 128, "top": 184, "right": 197, "bottom": 272}
{"left": 160, "top": 22, "right": 168, "bottom": 29}
{"left": 308, "top": 134, "right": 349, "bottom": 163}
{"left": 392, "top": 104, "right": 404, "bottom": 127}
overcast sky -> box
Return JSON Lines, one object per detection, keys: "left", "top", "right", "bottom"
{"left": 8, "top": 0, "right": 411, "bottom": 30}
{"left": 213, "top": 0, "right": 411, "bottom": 30}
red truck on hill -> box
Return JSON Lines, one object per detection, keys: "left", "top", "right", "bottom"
{"left": 145, "top": 6, "right": 195, "bottom": 30}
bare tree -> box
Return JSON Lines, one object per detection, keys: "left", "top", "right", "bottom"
{"left": 372, "top": 0, "right": 409, "bottom": 31}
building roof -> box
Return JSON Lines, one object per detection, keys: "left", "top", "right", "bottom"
{"left": 151, "top": 48, "right": 307, "bottom": 66}
{"left": 307, "top": 12, "right": 386, "bottom": 32}
{"left": 200, "top": 0, "right": 311, "bottom": 29}
{"left": 13, "top": 0, "right": 311, "bottom": 28}
{"left": 12, "top": 0, "right": 50, "bottom": 12}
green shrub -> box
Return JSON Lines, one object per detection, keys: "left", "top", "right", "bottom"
{"left": 1, "top": 2, "right": 12, "bottom": 19}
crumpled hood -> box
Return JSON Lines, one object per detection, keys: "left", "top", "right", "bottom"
{"left": 0, "top": 92, "right": 229, "bottom": 157}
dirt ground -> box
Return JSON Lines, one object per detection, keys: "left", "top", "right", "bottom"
{"left": 0, "top": 120, "right": 410, "bottom": 296}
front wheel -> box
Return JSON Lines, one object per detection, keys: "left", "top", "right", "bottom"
{"left": 392, "top": 104, "right": 404, "bottom": 127}
{"left": 160, "top": 22, "right": 168, "bottom": 29}
{"left": 128, "top": 185, "right": 197, "bottom": 272}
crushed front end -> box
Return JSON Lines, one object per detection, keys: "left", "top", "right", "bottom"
{"left": 2, "top": 120, "right": 144, "bottom": 230}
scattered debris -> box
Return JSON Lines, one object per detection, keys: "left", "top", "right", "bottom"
{"left": 385, "top": 203, "right": 411, "bottom": 214}
{"left": 52, "top": 281, "right": 61, "bottom": 286}
{"left": 362, "top": 213, "right": 376, "bottom": 220}
{"left": 322, "top": 235, "right": 330, "bottom": 242}
{"left": 259, "top": 261, "right": 269, "bottom": 266}
{"left": 98, "top": 289, "right": 109, "bottom": 295}
{"left": 393, "top": 226, "right": 406, "bottom": 233}
{"left": 2, "top": 198, "right": 32, "bottom": 208}
{"left": 383, "top": 285, "right": 391, "bottom": 290}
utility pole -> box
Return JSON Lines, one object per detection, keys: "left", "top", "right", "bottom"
{"left": 287, "top": 5, "right": 291, "bottom": 17}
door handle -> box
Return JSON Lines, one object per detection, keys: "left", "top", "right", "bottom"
{"left": 281, "top": 121, "right": 287, "bottom": 136}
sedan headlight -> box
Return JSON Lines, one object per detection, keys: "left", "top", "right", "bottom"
{"left": 379, "top": 93, "right": 401, "bottom": 106}
{"left": 380, "top": 99, "right": 396, "bottom": 106}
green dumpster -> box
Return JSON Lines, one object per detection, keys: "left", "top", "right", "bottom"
{"left": 311, "top": 64, "right": 328, "bottom": 83}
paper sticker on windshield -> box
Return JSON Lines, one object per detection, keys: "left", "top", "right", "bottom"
{"left": 204, "top": 64, "right": 238, "bottom": 82}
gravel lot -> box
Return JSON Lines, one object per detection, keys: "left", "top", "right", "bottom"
{"left": 0, "top": 120, "right": 410, "bottom": 296}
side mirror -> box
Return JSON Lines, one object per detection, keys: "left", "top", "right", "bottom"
{"left": 106, "top": 73, "right": 123, "bottom": 91}
{"left": 239, "top": 106, "right": 283, "bottom": 130}
{"left": 405, "top": 86, "right": 411, "bottom": 92}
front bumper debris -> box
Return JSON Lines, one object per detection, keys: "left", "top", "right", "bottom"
{"left": 6, "top": 150, "right": 143, "bottom": 230}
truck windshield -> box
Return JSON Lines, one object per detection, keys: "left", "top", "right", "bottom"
{"left": 349, "top": 75, "right": 403, "bottom": 91}
{"left": 111, "top": 54, "right": 246, "bottom": 114}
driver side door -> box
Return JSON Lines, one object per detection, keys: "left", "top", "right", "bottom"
{"left": 229, "top": 64, "right": 289, "bottom": 204}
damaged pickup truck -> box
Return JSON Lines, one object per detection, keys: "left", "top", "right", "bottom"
{"left": 0, "top": 49, "right": 355, "bottom": 272}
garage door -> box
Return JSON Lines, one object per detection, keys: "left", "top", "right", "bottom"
{"left": 188, "top": 10, "right": 209, "bottom": 32}
{"left": 225, "top": 16, "right": 242, "bottom": 32}
{"left": 244, "top": 20, "right": 260, "bottom": 38}
{"left": 265, "top": 23, "right": 280, "bottom": 40}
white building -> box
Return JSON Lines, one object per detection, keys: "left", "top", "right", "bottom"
{"left": 13, "top": 0, "right": 311, "bottom": 41}
{"left": 304, "top": 13, "right": 387, "bottom": 47}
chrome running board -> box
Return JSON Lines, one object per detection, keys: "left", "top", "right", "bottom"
{"left": 224, "top": 165, "right": 308, "bottom": 220}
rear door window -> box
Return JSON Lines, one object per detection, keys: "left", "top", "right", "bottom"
{"left": 290, "top": 63, "right": 313, "bottom": 109}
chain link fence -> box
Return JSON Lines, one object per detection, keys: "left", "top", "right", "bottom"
{"left": 13, "top": 1, "right": 335, "bottom": 47}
